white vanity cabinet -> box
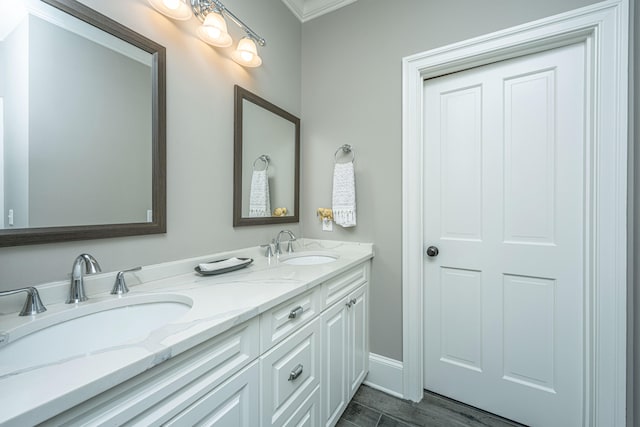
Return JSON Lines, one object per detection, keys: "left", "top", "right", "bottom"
{"left": 37, "top": 260, "right": 370, "bottom": 427}
{"left": 320, "top": 264, "right": 369, "bottom": 427}
{"left": 41, "top": 318, "right": 261, "bottom": 426}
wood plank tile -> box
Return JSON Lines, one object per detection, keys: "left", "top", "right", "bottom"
{"left": 341, "top": 401, "right": 382, "bottom": 426}
{"left": 344, "top": 385, "right": 526, "bottom": 427}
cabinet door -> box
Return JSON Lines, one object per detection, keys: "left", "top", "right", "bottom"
{"left": 348, "top": 284, "right": 368, "bottom": 399}
{"left": 321, "top": 298, "right": 349, "bottom": 427}
{"left": 163, "top": 361, "right": 259, "bottom": 427}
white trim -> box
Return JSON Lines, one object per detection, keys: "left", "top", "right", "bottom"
{"left": 401, "top": 1, "right": 629, "bottom": 425}
{"left": 363, "top": 353, "right": 404, "bottom": 399}
{"left": 280, "top": 0, "right": 356, "bottom": 23}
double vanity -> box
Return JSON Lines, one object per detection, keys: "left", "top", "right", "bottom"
{"left": 0, "top": 240, "right": 373, "bottom": 426}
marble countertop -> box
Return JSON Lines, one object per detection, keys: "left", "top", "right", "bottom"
{"left": 0, "top": 239, "right": 374, "bottom": 426}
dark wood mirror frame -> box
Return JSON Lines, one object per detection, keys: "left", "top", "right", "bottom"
{"left": 233, "top": 85, "right": 300, "bottom": 227}
{"left": 0, "top": 0, "right": 166, "bottom": 247}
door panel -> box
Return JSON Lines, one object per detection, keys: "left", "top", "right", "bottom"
{"left": 502, "top": 274, "right": 556, "bottom": 392}
{"left": 423, "top": 43, "right": 585, "bottom": 427}
{"left": 503, "top": 70, "right": 557, "bottom": 244}
{"left": 440, "top": 86, "right": 483, "bottom": 241}
{"left": 440, "top": 268, "right": 482, "bottom": 372}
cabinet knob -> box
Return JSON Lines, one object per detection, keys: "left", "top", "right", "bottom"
{"left": 288, "top": 364, "right": 303, "bottom": 381}
{"left": 288, "top": 306, "right": 303, "bottom": 319}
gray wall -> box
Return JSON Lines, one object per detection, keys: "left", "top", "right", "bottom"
{"left": 0, "top": 0, "right": 301, "bottom": 287}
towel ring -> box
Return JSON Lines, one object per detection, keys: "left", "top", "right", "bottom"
{"left": 253, "top": 155, "right": 270, "bottom": 171}
{"left": 334, "top": 144, "right": 355, "bottom": 163}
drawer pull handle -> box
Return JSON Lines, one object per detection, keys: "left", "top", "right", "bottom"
{"left": 288, "top": 306, "right": 303, "bottom": 319}
{"left": 288, "top": 364, "right": 303, "bottom": 381}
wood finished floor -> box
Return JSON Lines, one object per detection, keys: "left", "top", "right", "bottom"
{"left": 337, "top": 385, "right": 527, "bottom": 427}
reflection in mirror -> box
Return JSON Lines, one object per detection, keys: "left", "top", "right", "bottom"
{"left": 0, "top": 0, "right": 166, "bottom": 246}
{"left": 234, "top": 85, "right": 299, "bottom": 226}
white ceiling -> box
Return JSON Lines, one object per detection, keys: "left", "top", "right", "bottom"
{"left": 280, "top": 0, "right": 356, "bottom": 22}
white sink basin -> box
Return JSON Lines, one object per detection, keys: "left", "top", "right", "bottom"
{"left": 0, "top": 294, "right": 192, "bottom": 375}
{"left": 280, "top": 251, "right": 339, "bottom": 265}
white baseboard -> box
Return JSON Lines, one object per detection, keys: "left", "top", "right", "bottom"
{"left": 364, "top": 353, "right": 404, "bottom": 399}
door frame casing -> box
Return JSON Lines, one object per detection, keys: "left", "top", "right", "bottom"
{"left": 401, "top": 1, "right": 629, "bottom": 425}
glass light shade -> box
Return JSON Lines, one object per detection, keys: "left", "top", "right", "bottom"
{"left": 231, "top": 37, "right": 262, "bottom": 67}
{"left": 197, "top": 11, "right": 232, "bottom": 47}
{"left": 148, "top": 0, "right": 192, "bottom": 20}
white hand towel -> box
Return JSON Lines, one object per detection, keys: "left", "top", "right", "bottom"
{"left": 332, "top": 162, "right": 356, "bottom": 227}
{"left": 199, "top": 257, "right": 247, "bottom": 272}
{"left": 249, "top": 169, "right": 270, "bottom": 217}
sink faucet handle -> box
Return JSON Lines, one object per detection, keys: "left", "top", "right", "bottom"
{"left": 0, "top": 287, "right": 47, "bottom": 316}
{"left": 260, "top": 242, "right": 275, "bottom": 258}
{"left": 111, "top": 266, "right": 142, "bottom": 295}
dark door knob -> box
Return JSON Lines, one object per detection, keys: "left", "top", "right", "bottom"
{"left": 426, "top": 246, "right": 439, "bottom": 257}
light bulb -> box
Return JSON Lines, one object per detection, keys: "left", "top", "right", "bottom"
{"left": 204, "top": 27, "right": 221, "bottom": 39}
{"left": 197, "top": 11, "right": 232, "bottom": 47}
{"left": 240, "top": 51, "right": 254, "bottom": 62}
{"left": 148, "top": 0, "right": 192, "bottom": 20}
{"left": 163, "top": 0, "right": 180, "bottom": 10}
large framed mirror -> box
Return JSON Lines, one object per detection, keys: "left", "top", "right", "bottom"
{"left": 0, "top": 0, "right": 166, "bottom": 247}
{"left": 233, "top": 85, "right": 299, "bottom": 226}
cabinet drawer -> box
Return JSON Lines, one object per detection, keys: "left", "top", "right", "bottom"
{"left": 163, "top": 361, "right": 259, "bottom": 427}
{"left": 322, "top": 264, "right": 368, "bottom": 309}
{"left": 42, "top": 319, "right": 259, "bottom": 426}
{"left": 261, "top": 317, "right": 321, "bottom": 427}
{"left": 283, "top": 385, "right": 320, "bottom": 427}
{"left": 260, "top": 287, "right": 322, "bottom": 352}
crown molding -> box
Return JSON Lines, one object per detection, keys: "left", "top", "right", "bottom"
{"left": 281, "top": 0, "right": 356, "bottom": 22}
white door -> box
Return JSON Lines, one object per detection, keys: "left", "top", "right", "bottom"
{"left": 423, "top": 43, "right": 585, "bottom": 427}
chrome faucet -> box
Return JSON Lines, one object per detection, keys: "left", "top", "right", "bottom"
{"left": 275, "top": 230, "right": 296, "bottom": 255}
{"left": 0, "top": 287, "right": 47, "bottom": 316}
{"left": 67, "top": 253, "right": 101, "bottom": 304}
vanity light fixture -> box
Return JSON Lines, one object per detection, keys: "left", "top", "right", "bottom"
{"left": 148, "top": 0, "right": 265, "bottom": 67}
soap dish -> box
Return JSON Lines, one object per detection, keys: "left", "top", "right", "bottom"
{"left": 194, "top": 258, "right": 253, "bottom": 276}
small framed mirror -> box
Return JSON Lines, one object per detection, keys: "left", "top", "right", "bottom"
{"left": 233, "top": 85, "right": 300, "bottom": 226}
